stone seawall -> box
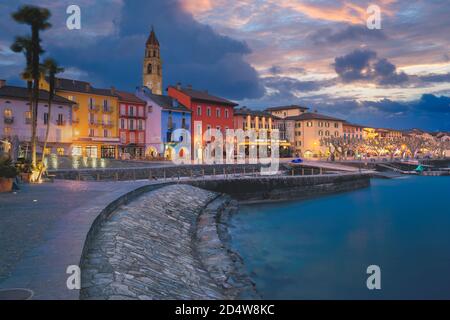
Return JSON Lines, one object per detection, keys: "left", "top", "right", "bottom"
{"left": 79, "top": 173, "right": 370, "bottom": 299}
{"left": 187, "top": 172, "right": 371, "bottom": 202}
{"left": 80, "top": 185, "right": 257, "bottom": 300}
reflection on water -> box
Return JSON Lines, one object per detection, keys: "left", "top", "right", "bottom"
{"left": 229, "top": 176, "right": 450, "bottom": 299}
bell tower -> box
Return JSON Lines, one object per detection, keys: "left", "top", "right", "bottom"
{"left": 143, "top": 26, "right": 162, "bottom": 95}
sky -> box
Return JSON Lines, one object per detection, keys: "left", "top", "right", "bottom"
{"left": 0, "top": 0, "right": 449, "bottom": 131}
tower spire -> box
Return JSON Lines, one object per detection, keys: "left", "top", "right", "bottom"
{"left": 143, "top": 26, "right": 162, "bottom": 94}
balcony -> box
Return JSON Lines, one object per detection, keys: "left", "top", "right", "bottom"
{"left": 56, "top": 120, "right": 67, "bottom": 126}
{"left": 25, "top": 118, "right": 32, "bottom": 125}
{"left": 88, "top": 105, "right": 100, "bottom": 112}
{"left": 4, "top": 117, "right": 14, "bottom": 124}
{"left": 103, "top": 107, "right": 114, "bottom": 114}
{"left": 89, "top": 120, "right": 101, "bottom": 127}
{"left": 102, "top": 121, "right": 114, "bottom": 128}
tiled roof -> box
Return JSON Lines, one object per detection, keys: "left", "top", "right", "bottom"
{"left": 265, "top": 105, "right": 309, "bottom": 112}
{"left": 0, "top": 85, "right": 75, "bottom": 105}
{"left": 169, "top": 86, "right": 238, "bottom": 106}
{"left": 234, "top": 107, "right": 280, "bottom": 119}
{"left": 147, "top": 92, "right": 191, "bottom": 112}
{"left": 285, "top": 112, "right": 344, "bottom": 122}
{"left": 146, "top": 28, "right": 159, "bottom": 46}
{"left": 343, "top": 121, "right": 365, "bottom": 128}
{"left": 116, "top": 90, "right": 146, "bottom": 105}
{"left": 52, "top": 77, "right": 117, "bottom": 97}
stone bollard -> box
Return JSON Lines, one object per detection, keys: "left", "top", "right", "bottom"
{"left": 302, "top": 168, "right": 305, "bottom": 176}
{"left": 292, "top": 169, "right": 294, "bottom": 176}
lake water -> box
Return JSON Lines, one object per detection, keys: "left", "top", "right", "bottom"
{"left": 229, "top": 176, "right": 450, "bottom": 299}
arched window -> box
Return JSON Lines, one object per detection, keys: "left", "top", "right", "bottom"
{"left": 147, "top": 64, "right": 152, "bottom": 74}
{"left": 157, "top": 65, "right": 161, "bottom": 75}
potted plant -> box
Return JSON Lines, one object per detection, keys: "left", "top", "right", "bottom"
{"left": 16, "top": 158, "right": 32, "bottom": 183}
{"left": 0, "top": 155, "right": 18, "bottom": 192}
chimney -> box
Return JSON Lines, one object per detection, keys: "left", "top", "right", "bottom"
{"left": 0, "top": 79, "right": 6, "bottom": 88}
{"left": 176, "top": 82, "right": 181, "bottom": 90}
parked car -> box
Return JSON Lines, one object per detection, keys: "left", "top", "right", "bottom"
{"left": 291, "top": 158, "right": 304, "bottom": 164}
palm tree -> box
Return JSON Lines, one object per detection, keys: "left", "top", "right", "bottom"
{"left": 38, "top": 58, "right": 64, "bottom": 181}
{"left": 12, "top": 5, "right": 51, "bottom": 173}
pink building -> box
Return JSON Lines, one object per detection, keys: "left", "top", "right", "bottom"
{"left": 0, "top": 81, "right": 75, "bottom": 157}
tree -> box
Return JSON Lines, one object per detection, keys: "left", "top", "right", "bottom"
{"left": 12, "top": 5, "right": 51, "bottom": 176}
{"left": 38, "top": 58, "right": 64, "bottom": 181}
{"left": 320, "top": 136, "right": 361, "bottom": 160}
{"left": 401, "top": 135, "right": 430, "bottom": 158}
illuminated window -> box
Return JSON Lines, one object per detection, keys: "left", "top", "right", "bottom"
{"left": 57, "top": 147, "right": 65, "bottom": 156}
{"left": 72, "top": 146, "right": 82, "bottom": 156}
{"left": 4, "top": 108, "right": 12, "bottom": 118}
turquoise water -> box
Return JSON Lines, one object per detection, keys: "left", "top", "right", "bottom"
{"left": 229, "top": 176, "right": 450, "bottom": 299}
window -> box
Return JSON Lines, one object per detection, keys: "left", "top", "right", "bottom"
{"left": 307, "top": 121, "right": 313, "bottom": 127}
{"left": 147, "top": 64, "right": 152, "bottom": 74}
{"left": 225, "top": 110, "right": 229, "bottom": 118}
{"left": 318, "top": 122, "right": 323, "bottom": 127}
{"left": 57, "top": 148, "right": 65, "bottom": 156}
{"left": 319, "top": 130, "right": 323, "bottom": 136}
{"left": 325, "top": 122, "right": 330, "bottom": 127}
{"left": 335, "top": 131, "right": 339, "bottom": 137}
{"left": 57, "top": 114, "right": 64, "bottom": 125}
{"left": 68, "top": 95, "right": 75, "bottom": 101}
{"left": 44, "top": 113, "right": 49, "bottom": 125}
{"left": 3, "top": 127, "right": 12, "bottom": 135}
{"left": 103, "top": 100, "right": 108, "bottom": 111}
{"left": 89, "top": 129, "right": 95, "bottom": 137}
{"left": 4, "top": 108, "right": 12, "bottom": 118}
{"left": 129, "top": 119, "right": 135, "bottom": 130}
{"left": 120, "top": 119, "right": 125, "bottom": 129}
{"left": 197, "top": 106, "right": 202, "bottom": 116}
{"left": 216, "top": 108, "right": 220, "bottom": 118}
{"left": 334, "top": 123, "right": 339, "bottom": 128}
{"left": 89, "top": 98, "right": 94, "bottom": 109}
{"left": 138, "top": 119, "right": 143, "bottom": 130}
{"left": 72, "top": 146, "right": 82, "bottom": 156}
{"left": 130, "top": 106, "right": 135, "bottom": 117}
{"left": 325, "top": 130, "right": 330, "bottom": 136}
{"left": 207, "top": 107, "right": 211, "bottom": 117}
{"left": 104, "top": 129, "right": 108, "bottom": 137}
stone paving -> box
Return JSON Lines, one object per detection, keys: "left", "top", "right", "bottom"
{"left": 0, "top": 180, "right": 151, "bottom": 299}
{"left": 81, "top": 185, "right": 227, "bottom": 300}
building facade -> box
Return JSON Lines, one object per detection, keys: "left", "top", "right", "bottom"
{"left": 167, "top": 84, "right": 237, "bottom": 160}
{"left": 116, "top": 91, "right": 147, "bottom": 159}
{"left": 136, "top": 86, "right": 191, "bottom": 160}
{"left": 233, "top": 106, "right": 291, "bottom": 156}
{"left": 343, "top": 122, "right": 364, "bottom": 140}
{"left": 142, "top": 27, "right": 162, "bottom": 95}
{"left": 40, "top": 78, "right": 120, "bottom": 158}
{"left": 0, "top": 82, "right": 74, "bottom": 157}
{"left": 286, "top": 112, "right": 345, "bottom": 158}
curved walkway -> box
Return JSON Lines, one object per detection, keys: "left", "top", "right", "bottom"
{"left": 81, "top": 185, "right": 226, "bottom": 300}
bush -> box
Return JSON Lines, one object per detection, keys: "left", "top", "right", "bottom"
{"left": 0, "top": 155, "right": 18, "bottom": 178}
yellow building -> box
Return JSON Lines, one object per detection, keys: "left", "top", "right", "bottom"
{"left": 39, "top": 78, "right": 120, "bottom": 158}
{"left": 286, "top": 112, "right": 345, "bottom": 158}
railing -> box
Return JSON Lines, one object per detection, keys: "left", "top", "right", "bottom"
{"left": 4, "top": 117, "right": 14, "bottom": 124}
{"left": 102, "top": 121, "right": 114, "bottom": 128}
{"left": 89, "top": 120, "right": 101, "bottom": 126}
{"left": 103, "top": 107, "right": 114, "bottom": 113}
{"left": 57, "top": 120, "right": 67, "bottom": 126}
{"left": 88, "top": 105, "right": 100, "bottom": 112}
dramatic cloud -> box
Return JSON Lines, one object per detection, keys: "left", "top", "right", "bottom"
{"left": 309, "top": 25, "right": 387, "bottom": 45}
{"left": 1, "top": 0, "right": 264, "bottom": 100}
{"left": 334, "top": 49, "right": 409, "bottom": 85}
